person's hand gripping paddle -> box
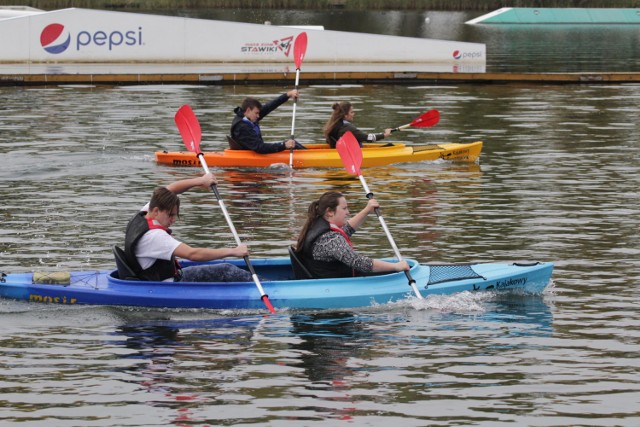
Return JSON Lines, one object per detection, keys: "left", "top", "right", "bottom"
{"left": 336, "top": 131, "right": 423, "bottom": 300}
{"left": 175, "top": 104, "right": 276, "bottom": 313}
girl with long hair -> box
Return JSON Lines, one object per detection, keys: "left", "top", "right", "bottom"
{"left": 323, "top": 101, "right": 392, "bottom": 148}
{"left": 294, "top": 191, "right": 409, "bottom": 278}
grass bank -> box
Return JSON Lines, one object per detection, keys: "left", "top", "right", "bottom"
{"left": 2, "top": 0, "right": 640, "bottom": 12}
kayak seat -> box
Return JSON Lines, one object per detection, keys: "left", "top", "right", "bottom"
{"left": 112, "top": 245, "right": 140, "bottom": 281}
{"left": 288, "top": 245, "right": 315, "bottom": 280}
{"left": 227, "top": 135, "right": 248, "bottom": 150}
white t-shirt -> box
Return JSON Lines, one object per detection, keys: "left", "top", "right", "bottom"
{"left": 135, "top": 203, "right": 181, "bottom": 270}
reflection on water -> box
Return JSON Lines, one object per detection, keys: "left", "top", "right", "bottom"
{"left": 289, "top": 312, "right": 364, "bottom": 384}
{"left": 1, "top": 80, "right": 639, "bottom": 425}
{"left": 64, "top": 296, "right": 549, "bottom": 425}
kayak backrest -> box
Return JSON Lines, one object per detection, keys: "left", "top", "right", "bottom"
{"left": 288, "top": 245, "right": 315, "bottom": 280}
{"left": 112, "top": 245, "right": 140, "bottom": 281}
{"left": 227, "top": 135, "right": 248, "bottom": 150}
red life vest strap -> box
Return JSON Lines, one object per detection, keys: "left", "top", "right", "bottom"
{"left": 146, "top": 217, "right": 172, "bottom": 234}
{"left": 329, "top": 223, "right": 353, "bottom": 247}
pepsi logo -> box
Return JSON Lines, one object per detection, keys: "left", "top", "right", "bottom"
{"left": 39, "top": 23, "right": 143, "bottom": 54}
{"left": 40, "top": 23, "right": 71, "bottom": 54}
{"left": 452, "top": 50, "right": 484, "bottom": 60}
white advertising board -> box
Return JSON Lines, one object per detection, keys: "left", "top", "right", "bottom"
{"left": 0, "top": 8, "right": 485, "bottom": 64}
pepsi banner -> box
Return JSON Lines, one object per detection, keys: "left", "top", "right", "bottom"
{"left": 0, "top": 8, "right": 486, "bottom": 64}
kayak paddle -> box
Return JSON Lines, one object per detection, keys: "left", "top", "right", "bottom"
{"left": 336, "top": 131, "right": 423, "bottom": 300}
{"left": 289, "top": 32, "right": 307, "bottom": 168}
{"left": 391, "top": 109, "right": 440, "bottom": 133}
{"left": 174, "top": 104, "right": 276, "bottom": 313}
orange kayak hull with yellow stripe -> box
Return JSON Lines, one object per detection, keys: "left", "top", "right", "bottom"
{"left": 155, "top": 141, "right": 483, "bottom": 168}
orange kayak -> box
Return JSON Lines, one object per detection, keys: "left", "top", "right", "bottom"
{"left": 155, "top": 141, "right": 483, "bottom": 168}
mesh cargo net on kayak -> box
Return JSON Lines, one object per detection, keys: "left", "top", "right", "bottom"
{"left": 425, "top": 264, "right": 486, "bottom": 288}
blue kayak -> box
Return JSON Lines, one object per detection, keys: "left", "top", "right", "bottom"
{"left": 0, "top": 258, "right": 553, "bottom": 310}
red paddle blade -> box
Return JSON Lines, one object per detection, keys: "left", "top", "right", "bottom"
{"left": 175, "top": 104, "right": 202, "bottom": 153}
{"left": 410, "top": 109, "right": 440, "bottom": 128}
{"left": 293, "top": 32, "right": 307, "bottom": 69}
{"left": 336, "top": 132, "right": 362, "bottom": 176}
{"left": 262, "top": 295, "right": 275, "bottom": 313}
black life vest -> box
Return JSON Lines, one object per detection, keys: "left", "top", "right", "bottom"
{"left": 299, "top": 217, "right": 355, "bottom": 279}
{"left": 124, "top": 211, "right": 181, "bottom": 282}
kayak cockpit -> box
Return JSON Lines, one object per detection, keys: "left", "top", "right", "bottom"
{"left": 107, "top": 257, "right": 423, "bottom": 286}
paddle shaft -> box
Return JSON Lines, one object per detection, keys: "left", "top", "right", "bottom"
{"left": 289, "top": 68, "right": 300, "bottom": 167}
{"left": 174, "top": 104, "right": 274, "bottom": 312}
{"left": 197, "top": 153, "right": 275, "bottom": 313}
{"left": 334, "top": 131, "right": 423, "bottom": 299}
{"left": 390, "top": 124, "right": 411, "bottom": 133}
{"left": 289, "top": 69, "right": 300, "bottom": 139}
{"left": 357, "top": 175, "right": 423, "bottom": 299}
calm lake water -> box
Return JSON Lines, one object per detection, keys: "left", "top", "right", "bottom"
{"left": 1, "top": 9, "right": 640, "bottom": 427}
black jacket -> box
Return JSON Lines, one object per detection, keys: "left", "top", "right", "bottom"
{"left": 298, "top": 217, "right": 354, "bottom": 279}
{"left": 230, "top": 93, "right": 290, "bottom": 154}
{"left": 327, "top": 121, "right": 386, "bottom": 148}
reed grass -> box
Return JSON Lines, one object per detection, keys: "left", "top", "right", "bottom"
{"left": 1, "top": 0, "right": 639, "bottom": 11}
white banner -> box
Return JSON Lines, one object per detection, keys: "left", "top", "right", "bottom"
{"left": 0, "top": 8, "right": 486, "bottom": 64}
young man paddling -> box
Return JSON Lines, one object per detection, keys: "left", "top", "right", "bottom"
{"left": 123, "top": 173, "right": 252, "bottom": 282}
{"left": 230, "top": 90, "right": 306, "bottom": 153}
